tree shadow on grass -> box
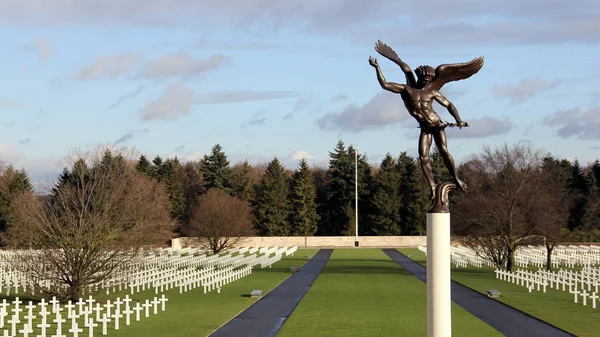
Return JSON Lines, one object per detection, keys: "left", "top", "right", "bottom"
{"left": 0, "top": 294, "right": 42, "bottom": 303}
{"left": 318, "top": 265, "right": 414, "bottom": 276}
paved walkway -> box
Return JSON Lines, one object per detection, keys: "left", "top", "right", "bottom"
{"left": 383, "top": 249, "right": 575, "bottom": 337}
{"left": 209, "top": 249, "right": 333, "bottom": 337}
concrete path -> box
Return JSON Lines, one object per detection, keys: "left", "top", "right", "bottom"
{"left": 383, "top": 249, "right": 575, "bottom": 337}
{"left": 209, "top": 249, "right": 333, "bottom": 337}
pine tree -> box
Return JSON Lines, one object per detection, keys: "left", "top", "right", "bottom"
{"left": 323, "top": 140, "right": 353, "bottom": 235}
{"left": 253, "top": 158, "right": 290, "bottom": 236}
{"left": 397, "top": 152, "right": 429, "bottom": 235}
{"left": 430, "top": 147, "right": 451, "bottom": 184}
{"left": 568, "top": 159, "right": 589, "bottom": 230}
{"left": 200, "top": 144, "right": 231, "bottom": 191}
{"left": 370, "top": 154, "right": 402, "bottom": 235}
{"left": 162, "top": 158, "right": 187, "bottom": 221}
{"left": 289, "top": 159, "right": 319, "bottom": 236}
{"left": 136, "top": 155, "right": 152, "bottom": 177}
{"left": 231, "top": 160, "right": 255, "bottom": 201}
{"left": 151, "top": 156, "right": 165, "bottom": 180}
{"left": 352, "top": 146, "right": 375, "bottom": 235}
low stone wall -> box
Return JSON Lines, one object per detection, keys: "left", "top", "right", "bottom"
{"left": 171, "top": 236, "right": 429, "bottom": 249}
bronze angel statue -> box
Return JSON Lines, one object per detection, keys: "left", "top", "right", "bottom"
{"left": 369, "top": 40, "right": 484, "bottom": 201}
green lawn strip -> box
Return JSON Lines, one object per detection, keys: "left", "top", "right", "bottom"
{"left": 277, "top": 249, "right": 502, "bottom": 337}
{"left": 398, "top": 248, "right": 597, "bottom": 337}
{"left": 1, "top": 249, "right": 318, "bottom": 337}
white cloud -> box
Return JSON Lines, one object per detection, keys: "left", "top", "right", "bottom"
{"left": 72, "top": 52, "right": 140, "bottom": 80}
{"left": 317, "top": 92, "right": 411, "bottom": 132}
{"left": 138, "top": 83, "right": 197, "bottom": 121}
{"left": 290, "top": 150, "right": 315, "bottom": 160}
{"left": 136, "top": 52, "right": 230, "bottom": 80}
{"left": 166, "top": 150, "right": 204, "bottom": 162}
{"left": 492, "top": 76, "right": 559, "bottom": 103}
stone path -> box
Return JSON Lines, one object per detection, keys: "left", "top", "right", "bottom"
{"left": 209, "top": 249, "right": 333, "bottom": 337}
{"left": 383, "top": 249, "right": 575, "bottom": 337}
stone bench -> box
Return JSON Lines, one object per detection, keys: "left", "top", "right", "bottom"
{"left": 487, "top": 289, "right": 501, "bottom": 298}
{"left": 250, "top": 290, "right": 263, "bottom": 298}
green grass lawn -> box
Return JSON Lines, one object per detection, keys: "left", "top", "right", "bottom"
{"left": 0, "top": 249, "right": 318, "bottom": 337}
{"left": 277, "top": 249, "right": 503, "bottom": 337}
{"left": 398, "top": 248, "right": 599, "bottom": 337}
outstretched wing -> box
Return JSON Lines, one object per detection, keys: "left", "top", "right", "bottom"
{"left": 374, "top": 40, "right": 416, "bottom": 87}
{"left": 427, "top": 57, "right": 484, "bottom": 91}
{"left": 375, "top": 40, "right": 403, "bottom": 65}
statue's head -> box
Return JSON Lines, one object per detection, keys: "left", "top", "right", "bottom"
{"left": 415, "top": 65, "right": 435, "bottom": 86}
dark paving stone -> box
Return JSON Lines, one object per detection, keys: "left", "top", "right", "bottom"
{"left": 209, "top": 249, "right": 333, "bottom": 337}
{"left": 383, "top": 249, "right": 575, "bottom": 337}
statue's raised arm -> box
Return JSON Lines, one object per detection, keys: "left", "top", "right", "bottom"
{"left": 375, "top": 40, "right": 416, "bottom": 88}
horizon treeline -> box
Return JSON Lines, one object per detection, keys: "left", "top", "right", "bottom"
{"left": 1, "top": 140, "right": 599, "bottom": 241}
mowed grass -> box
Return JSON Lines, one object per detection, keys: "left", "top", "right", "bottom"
{"left": 278, "top": 249, "right": 503, "bottom": 337}
{"left": 1, "top": 249, "right": 318, "bottom": 337}
{"left": 399, "top": 248, "right": 599, "bottom": 337}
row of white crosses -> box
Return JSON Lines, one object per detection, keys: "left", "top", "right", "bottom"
{"left": 419, "top": 244, "right": 600, "bottom": 270}
{"left": 494, "top": 266, "right": 600, "bottom": 308}
{"left": 418, "top": 245, "right": 494, "bottom": 269}
{"left": 0, "top": 294, "right": 168, "bottom": 337}
{"left": 0, "top": 246, "right": 297, "bottom": 298}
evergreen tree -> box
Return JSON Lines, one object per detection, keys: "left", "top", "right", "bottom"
{"left": 253, "top": 158, "right": 290, "bottom": 236}
{"left": 136, "top": 155, "right": 152, "bottom": 177}
{"left": 162, "top": 158, "right": 187, "bottom": 221}
{"left": 322, "top": 140, "right": 353, "bottom": 235}
{"left": 430, "top": 147, "right": 451, "bottom": 184}
{"left": 0, "top": 166, "right": 34, "bottom": 238}
{"left": 288, "top": 159, "right": 319, "bottom": 236}
{"left": 397, "top": 152, "right": 429, "bottom": 235}
{"left": 591, "top": 160, "right": 600, "bottom": 190}
{"left": 200, "top": 144, "right": 231, "bottom": 191}
{"left": 151, "top": 156, "right": 165, "bottom": 180}
{"left": 568, "top": 159, "right": 589, "bottom": 230}
{"left": 353, "top": 147, "right": 375, "bottom": 235}
{"left": 370, "top": 154, "right": 402, "bottom": 235}
{"left": 231, "top": 160, "right": 255, "bottom": 201}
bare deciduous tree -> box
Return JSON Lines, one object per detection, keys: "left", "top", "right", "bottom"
{"left": 183, "top": 189, "right": 254, "bottom": 254}
{"left": 8, "top": 146, "right": 175, "bottom": 301}
{"left": 453, "top": 143, "right": 552, "bottom": 271}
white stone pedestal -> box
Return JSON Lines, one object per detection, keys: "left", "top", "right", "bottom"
{"left": 426, "top": 212, "right": 451, "bottom": 337}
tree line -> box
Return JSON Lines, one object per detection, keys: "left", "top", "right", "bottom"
{"left": 1, "top": 141, "right": 598, "bottom": 244}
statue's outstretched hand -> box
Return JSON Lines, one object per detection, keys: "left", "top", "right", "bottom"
{"left": 369, "top": 56, "right": 378, "bottom": 68}
{"left": 457, "top": 121, "right": 469, "bottom": 128}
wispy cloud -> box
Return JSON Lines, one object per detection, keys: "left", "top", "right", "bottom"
{"left": 114, "top": 128, "right": 150, "bottom": 144}
{"left": 72, "top": 52, "right": 140, "bottom": 81}
{"left": 317, "top": 92, "right": 410, "bottom": 132}
{"left": 544, "top": 107, "right": 600, "bottom": 139}
{"left": 136, "top": 52, "right": 230, "bottom": 80}
{"left": 139, "top": 83, "right": 197, "bottom": 121}
{"left": 20, "top": 37, "right": 53, "bottom": 61}
{"left": 197, "top": 90, "right": 298, "bottom": 104}
{"left": 0, "top": 101, "right": 21, "bottom": 107}
{"left": 107, "top": 86, "right": 145, "bottom": 110}
{"left": 492, "top": 76, "right": 559, "bottom": 103}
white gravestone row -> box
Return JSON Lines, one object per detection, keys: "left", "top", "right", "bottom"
{"left": 418, "top": 245, "right": 493, "bottom": 268}
{"left": 420, "top": 244, "right": 600, "bottom": 270}
{"left": 494, "top": 267, "right": 600, "bottom": 308}
{"left": 0, "top": 294, "right": 168, "bottom": 337}
{"left": 0, "top": 246, "right": 297, "bottom": 298}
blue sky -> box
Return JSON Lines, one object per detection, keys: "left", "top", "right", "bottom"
{"left": 0, "top": 0, "right": 599, "bottom": 185}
